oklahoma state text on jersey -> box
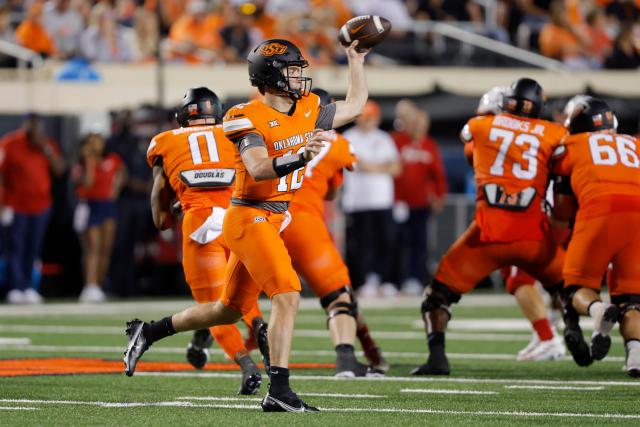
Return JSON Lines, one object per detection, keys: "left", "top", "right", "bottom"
{"left": 553, "top": 132, "right": 640, "bottom": 219}
{"left": 461, "top": 113, "right": 567, "bottom": 242}
{"left": 146, "top": 125, "right": 236, "bottom": 211}
{"left": 291, "top": 130, "right": 355, "bottom": 216}
{"left": 222, "top": 92, "right": 327, "bottom": 203}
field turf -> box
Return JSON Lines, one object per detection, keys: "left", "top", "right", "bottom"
{"left": 0, "top": 295, "right": 638, "bottom": 426}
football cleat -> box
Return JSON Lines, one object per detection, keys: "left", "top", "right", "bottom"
{"left": 186, "top": 329, "right": 213, "bottom": 370}
{"left": 335, "top": 358, "right": 385, "bottom": 378}
{"left": 521, "top": 336, "right": 566, "bottom": 361}
{"left": 410, "top": 352, "right": 450, "bottom": 375}
{"left": 252, "top": 317, "right": 270, "bottom": 376}
{"left": 261, "top": 391, "right": 320, "bottom": 413}
{"left": 237, "top": 356, "right": 262, "bottom": 395}
{"left": 516, "top": 334, "right": 540, "bottom": 361}
{"left": 124, "top": 319, "right": 150, "bottom": 377}
{"left": 625, "top": 344, "right": 640, "bottom": 378}
{"left": 590, "top": 304, "right": 621, "bottom": 361}
{"left": 563, "top": 307, "right": 592, "bottom": 367}
{"left": 362, "top": 345, "right": 390, "bottom": 373}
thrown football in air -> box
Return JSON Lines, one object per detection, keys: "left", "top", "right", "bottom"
{"left": 338, "top": 15, "right": 392, "bottom": 51}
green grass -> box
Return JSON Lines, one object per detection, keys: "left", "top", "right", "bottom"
{"left": 0, "top": 298, "right": 639, "bottom": 425}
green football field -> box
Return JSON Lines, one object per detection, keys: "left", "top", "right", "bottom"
{"left": 1, "top": 294, "right": 639, "bottom": 426}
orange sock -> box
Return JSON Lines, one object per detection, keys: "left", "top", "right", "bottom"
{"left": 242, "top": 301, "right": 264, "bottom": 328}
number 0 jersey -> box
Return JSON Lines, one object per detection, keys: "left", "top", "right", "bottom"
{"left": 552, "top": 132, "right": 640, "bottom": 219}
{"left": 146, "top": 125, "right": 236, "bottom": 211}
{"left": 222, "top": 92, "right": 331, "bottom": 204}
{"left": 462, "top": 113, "right": 567, "bottom": 241}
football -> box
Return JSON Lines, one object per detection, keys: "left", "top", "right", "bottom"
{"left": 338, "top": 15, "right": 392, "bottom": 51}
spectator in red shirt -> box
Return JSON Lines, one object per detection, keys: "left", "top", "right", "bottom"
{"left": 391, "top": 100, "right": 447, "bottom": 296}
{"left": 0, "top": 114, "right": 65, "bottom": 304}
{"left": 72, "top": 129, "right": 125, "bottom": 303}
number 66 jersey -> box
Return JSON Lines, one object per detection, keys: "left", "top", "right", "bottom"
{"left": 461, "top": 112, "right": 567, "bottom": 242}
{"left": 552, "top": 131, "right": 640, "bottom": 295}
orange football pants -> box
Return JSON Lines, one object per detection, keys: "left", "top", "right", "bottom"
{"left": 281, "top": 210, "right": 351, "bottom": 298}
{"left": 501, "top": 266, "right": 537, "bottom": 294}
{"left": 182, "top": 208, "right": 262, "bottom": 360}
{"left": 564, "top": 212, "right": 640, "bottom": 296}
{"left": 220, "top": 205, "right": 302, "bottom": 314}
{"left": 435, "top": 221, "right": 565, "bottom": 294}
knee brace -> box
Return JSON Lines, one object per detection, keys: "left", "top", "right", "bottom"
{"left": 320, "top": 286, "right": 358, "bottom": 326}
{"left": 561, "top": 284, "right": 584, "bottom": 310}
{"left": 612, "top": 294, "right": 640, "bottom": 317}
{"left": 420, "top": 280, "right": 461, "bottom": 320}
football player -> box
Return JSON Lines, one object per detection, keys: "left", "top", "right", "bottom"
{"left": 124, "top": 38, "right": 370, "bottom": 412}
{"left": 552, "top": 96, "right": 640, "bottom": 376}
{"left": 412, "top": 78, "right": 568, "bottom": 375}
{"left": 281, "top": 88, "right": 388, "bottom": 377}
{"left": 473, "top": 86, "right": 566, "bottom": 361}
{"left": 144, "top": 87, "right": 265, "bottom": 395}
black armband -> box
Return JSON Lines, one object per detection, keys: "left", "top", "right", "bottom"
{"left": 553, "top": 175, "right": 573, "bottom": 196}
{"left": 272, "top": 153, "right": 306, "bottom": 177}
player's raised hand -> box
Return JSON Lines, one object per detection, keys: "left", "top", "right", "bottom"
{"left": 346, "top": 40, "right": 370, "bottom": 63}
{"left": 304, "top": 129, "right": 328, "bottom": 162}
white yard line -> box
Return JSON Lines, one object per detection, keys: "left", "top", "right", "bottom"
{"left": 401, "top": 389, "right": 498, "bottom": 395}
{"left": 0, "top": 399, "right": 637, "bottom": 419}
{"left": 0, "top": 406, "right": 38, "bottom": 410}
{"left": 504, "top": 385, "right": 604, "bottom": 391}
{"left": 0, "top": 343, "right": 626, "bottom": 363}
{"left": 0, "top": 337, "right": 30, "bottom": 345}
{"left": 136, "top": 372, "right": 640, "bottom": 387}
{"left": 176, "top": 397, "right": 261, "bottom": 402}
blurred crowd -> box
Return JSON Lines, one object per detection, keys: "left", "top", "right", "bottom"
{"left": 0, "top": 98, "right": 448, "bottom": 303}
{"left": 0, "top": 0, "right": 637, "bottom": 68}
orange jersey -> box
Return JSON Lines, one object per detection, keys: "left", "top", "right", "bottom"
{"left": 462, "top": 113, "right": 567, "bottom": 242}
{"left": 146, "top": 125, "right": 236, "bottom": 211}
{"left": 222, "top": 93, "right": 323, "bottom": 203}
{"left": 290, "top": 130, "right": 355, "bottom": 216}
{"left": 553, "top": 132, "right": 640, "bottom": 219}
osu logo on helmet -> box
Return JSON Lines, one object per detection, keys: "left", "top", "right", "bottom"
{"left": 260, "top": 42, "right": 288, "bottom": 56}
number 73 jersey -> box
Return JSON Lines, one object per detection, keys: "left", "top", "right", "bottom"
{"left": 461, "top": 113, "right": 567, "bottom": 241}
{"left": 146, "top": 125, "right": 236, "bottom": 211}
{"left": 552, "top": 132, "right": 640, "bottom": 212}
{"left": 463, "top": 113, "right": 567, "bottom": 200}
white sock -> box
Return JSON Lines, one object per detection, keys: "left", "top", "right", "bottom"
{"left": 627, "top": 340, "right": 640, "bottom": 352}
{"left": 588, "top": 301, "right": 605, "bottom": 319}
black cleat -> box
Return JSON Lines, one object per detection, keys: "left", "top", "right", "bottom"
{"left": 335, "top": 357, "right": 384, "bottom": 377}
{"left": 237, "top": 356, "right": 262, "bottom": 395}
{"left": 186, "top": 329, "right": 213, "bottom": 370}
{"left": 591, "top": 305, "right": 620, "bottom": 361}
{"left": 124, "top": 319, "right": 150, "bottom": 377}
{"left": 261, "top": 391, "right": 320, "bottom": 413}
{"left": 563, "top": 307, "right": 593, "bottom": 367}
{"left": 410, "top": 352, "right": 450, "bottom": 375}
{"left": 252, "top": 318, "right": 270, "bottom": 376}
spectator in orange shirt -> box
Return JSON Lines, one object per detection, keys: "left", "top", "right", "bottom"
{"left": 0, "top": 114, "right": 65, "bottom": 304}
{"left": 167, "top": 0, "right": 223, "bottom": 63}
{"left": 15, "top": 1, "right": 56, "bottom": 56}
{"left": 538, "top": 1, "right": 592, "bottom": 68}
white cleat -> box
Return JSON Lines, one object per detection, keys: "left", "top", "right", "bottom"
{"left": 518, "top": 336, "right": 566, "bottom": 361}
{"left": 516, "top": 334, "right": 539, "bottom": 361}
